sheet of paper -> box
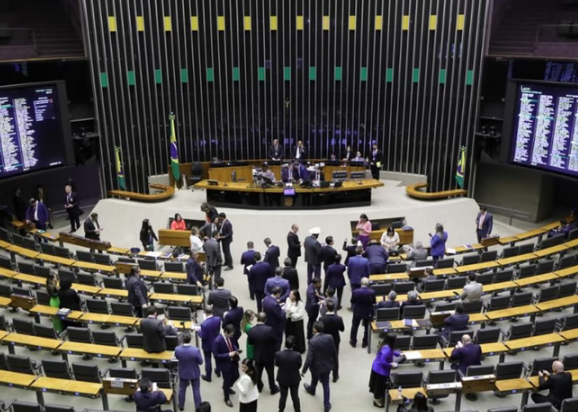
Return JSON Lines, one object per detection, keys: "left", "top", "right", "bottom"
{"left": 404, "top": 351, "right": 422, "bottom": 360}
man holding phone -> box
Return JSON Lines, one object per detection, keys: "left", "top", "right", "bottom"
{"left": 213, "top": 325, "right": 241, "bottom": 408}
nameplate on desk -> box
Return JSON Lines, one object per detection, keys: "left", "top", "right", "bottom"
{"left": 376, "top": 321, "right": 391, "bottom": 329}
{"left": 409, "top": 267, "right": 433, "bottom": 278}
{"left": 461, "top": 374, "right": 496, "bottom": 393}
{"left": 429, "top": 311, "right": 453, "bottom": 328}
{"left": 415, "top": 319, "right": 432, "bottom": 328}
{"left": 426, "top": 382, "right": 462, "bottom": 396}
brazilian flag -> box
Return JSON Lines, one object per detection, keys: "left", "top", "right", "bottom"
{"left": 169, "top": 113, "right": 181, "bottom": 183}
{"left": 456, "top": 146, "right": 466, "bottom": 189}
{"left": 115, "top": 147, "right": 126, "bottom": 190}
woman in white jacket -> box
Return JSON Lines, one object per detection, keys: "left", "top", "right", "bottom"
{"left": 284, "top": 290, "right": 306, "bottom": 353}
{"left": 236, "top": 358, "right": 259, "bottom": 412}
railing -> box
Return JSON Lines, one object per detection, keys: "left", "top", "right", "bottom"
{"left": 477, "top": 203, "right": 532, "bottom": 226}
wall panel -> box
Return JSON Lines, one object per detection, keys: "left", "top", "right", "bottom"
{"left": 82, "top": 0, "right": 488, "bottom": 193}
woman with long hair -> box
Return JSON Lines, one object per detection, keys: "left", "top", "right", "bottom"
{"left": 237, "top": 358, "right": 259, "bottom": 412}
{"left": 170, "top": 213, "right": 187, "bottom": 230}
{"left": 139, "top": 219, "right": 158, "bottom": 251}
{"left": 380, "top": 226, "right": 400, "bottom": 254}
{"left": 429, "top": 223, "right": 448, "bottom": 263}
{"left": 369, "top": 332, "right": 403, "bottom": 408}
{"left": 284, "top": 290, "right": 306, "bottom": 353}
{"left": 190, "top": 226, "right": 204, "bottom": 253}
{"left": 46, "top": 272, "right": 62, "bottom": 332}
{"left": 397, "top": 392, "right": 434, "bottom": 412}
{"left": 241, "top": 310, "right": 256, "bottom": 360}
{"left": 57, "top": 279, "right": 82, "bottom": 330}
{"left": 356, "top": 213, "right": 372, "bottom": 249}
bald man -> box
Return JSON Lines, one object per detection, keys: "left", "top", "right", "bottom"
{"left": 449, "top": 334, "right": 481, "bottom": 376}
{"left": 531, "top": 360, "right": 573, "bottom": 409}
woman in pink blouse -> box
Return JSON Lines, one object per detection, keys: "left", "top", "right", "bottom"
{"left": 356, "top": 213, "right": 372, "bottom": 249}
{"left": 170, "top": 213, "right": 187, "bottom": 230}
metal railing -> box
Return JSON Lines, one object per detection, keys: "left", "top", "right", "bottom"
{"left": 477, "top": 203, "right": 532, "bottom": 226}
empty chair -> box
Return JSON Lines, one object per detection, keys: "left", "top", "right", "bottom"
{"left": 165, "top": 335, "right": 179, "bottom": 351}
{"left": 462, "top": 364, "right": 494, "bottom": 378}
{"left": 93, "top": 331, "right": 121, "bottom": 347}
{"left": 86, "top": 299, "right": 109, "bottom": 314}
{"left": 125, "top": 333, "right": 144, "bottom": 348}
{"left": 45, "top": 405, "right": 75, "bottom": 412}
{"left": 502, "top": 246, "right": 519, "bottom": 259}
{"left": 558, "top": 254, "right": 576, "bottom": 270}
{"left": 488, "top": 407, "right": 518, "bottom": 412}
{"left": 560, "top": 398, "right": 578, "bottom": 412}
{"left": 462, "top": 300, "right": 483, "bottom": 314}
{"left": 393, "top": 282, "right": 415, "bottom": 294}
{"left": 54, "top": 246, "right": 72, "bottom": 259}
{"left": 433, "top": 302, "right": 455, "bottom": 312}
{"left": 387, "top": 263, "right": 408, "bottom": 274}
{"left": 66, "top": 327, "right": 93, "bottom": 343}
{"left": 164, "top": 261, "right": 184, "bottom": 273}
{"left": 33, "top": 265, "right": 51, "bottom": 278}
{"left": 475, "top": 327, "right": 502, "bottom": 344}
{"left": 167, "top": 306, "right": 192, "bottom": 322}
{"left": 93, "top": 253, "right": 112, "bottom": 266}
{"left": 141, "top": 369, "right": 172, "bottom": 388}
{"left": 425, "top": 370, "right": 456, "bottom": 402}
{"left": 11, "top": 402, "right": 42, "bottom": 412}
{"left": 561, "top": 313, "right": 578, "bottom": 331}
{"left": 42, "top": 360, "right": 72, "bottom": 380}
{"left": 462, "top": 254, "right": 480, "bottom": 266}
{"left": 76, "top": 273, "right": 98, "bottom": 286}
{"left": 0, "top": 255, "right": 13, "bottom": 270}
{"left": 7, "top": 355, "right": 38, "bottom": 374}
{"left": 34, "top": 324, "right": 60, "bottom": 339}
{"left": 153, "top": 282, "right": 175, "bottom": 294}
{"left": 57, "top": 269, "right": 76, "bottom": 284}
{"left": 518, "top": 264, "right": 537, "bottom": 279}
{"left": 111, "top": 302, "right": 134, "bottom": 317}
{"left": 511, "top": 292, "right": 533, "bottom": 307}
{"left": 0, "top": 227, "right": 11, "bottom": 242}
{"left": 537, "top": 285, "right": 559, "bottom": 303}
{"left": 486, "top": 295, "right": 511, "bottom": 312}
{"left": 393, "top": 336, "right": 411, "bottom": 351}
{"left": 412, "top": 335, "right": 438, "bottom": 350}
{"left": 117, "top": 257, "right": 136, "bottom": 264}
{"left": 376, "top": 308, "right": 400, "bottom": 322}
{"left": 530, "top": 357, "right": 557, "bottom": 375}
{"left": 569, "top": 228, "right": 578, "bottom": 241}
{"left": 495, "top": 362, "right": 525, "bottom": 380}
{"left": 12, "top": 234, "right": 25, "bottom": 246}
{"left": 39, "top": 243, "right": 55, "bottom": 256}
{"left": 17, "top": 262, "right": 35, "bottom": 275}
{"left": 0, "top": 284, "right": 12, "bottom": 298}
{"left": 476, "top": 272, "right": 494, "bottom": 285}
{"left": 138, "top": 259, "right": 158, "bottom": 271}
{"left": 518, "top": 243, "right": 535, "bottom": 255}
{"left": 446, "top": 276, "right": 468, "bottom": 290}
{"left": 436, "top": 258, "right": 454, "bottom": 269}
{"left": 559, "top": 282, "right": 577, "bottom": 298}
{"left": 102, "top": 276, "right": 124, "bottom": 289}
{"left": 13, "top": 287, "right": 32, "bottom": 297}
{"left": 495, "top": 269, "right": 515, "bottom": 283}
{"left": 423, "top": 279, "right": 445, "bottom": 292}
{"left": 444, "top": 330, "right": 474, "bottom": 347}
{"left": 72, "top": 363, "right": 101, "bottom": 383}
{"left": 402, "top": 305, "right": 426, "bottom": 319}
{"left": 176, "top": 284, "right": 199, "bottom": 296}
{"left": 506, "top": 322, "right": 533, "bottom": 341}
{"left": 521, "top": 404, "right": 554, "bottom": 412}
{"left": 370, "top": 284, "right": 392, "bottom": 296}
{"left": 109, "top": 368, "right": 138, "bottom": 380}
{"left": 23, "top": 237, "right": 38, "bottom": 251}
{"left": 12, "top": 318, "right": 35, "bottom": 335}
{"left": 537, "top": 260, "right": 555, "bottom": 275}
{"left": 562, "top": 354, "right": 578, "bottom": 370}
{"left": 35, "top": 290, "right": 50, "bottom": 306}
{"left": 0, "top": 315, "right": 7, "bottom": 331}
{"left": 415, "top": 260, "right": 434, "bottom": 268}
{"left": 533, "top": 319, "right": 557, "bottom": 336}
{"left": 76, "top": 251, "right": 94, "bottom": 263}
{"left": 390, "top": 371, "right": 423, "bottom": 388}
{"left": 481, "top": 250, "right": 498, "bottom": 262}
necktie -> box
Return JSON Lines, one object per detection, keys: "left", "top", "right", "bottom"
{"left": 478, "top": 213, "right": 485, "bottom": 230}
{"left": 67, "top": 193, "right": 71, "bottom": 203}
{"left": 226, "top": 337, "right": 233, "bottom": 352}
{"left": 289, "top": 170, "right": 292, "bottom": 179}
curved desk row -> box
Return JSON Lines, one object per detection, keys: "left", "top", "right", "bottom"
{"left": 406, "top": 183, "right": 467, "bottom": 200}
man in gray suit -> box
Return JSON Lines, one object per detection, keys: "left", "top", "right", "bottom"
{"left": 461, "top": 273, "right": 483, "bottom": 302}
{"left": 207, "top": 277, "right": 232, "bottom": 318}
{"left": 304, "top": 227, "right": 323, "bottom": 284}
{"left": 204, "top": 230, "right": 223, "bottom": 283}
{"left": 141, "top": 306, "right": 167, "bottom": 353}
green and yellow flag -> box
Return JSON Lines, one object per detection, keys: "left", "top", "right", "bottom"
{"left": 115, "top": 146, "right": 126, "bottom": 190}
{"left": 169, "top": 113, "right": 181, "bottom": 182}
{"left": 456, "top": 146, "right": 466, "bottom": 189}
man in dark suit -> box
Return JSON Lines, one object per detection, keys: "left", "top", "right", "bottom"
{"left": 134, "top": 378, "right": 171, "bottom": 412}
{"left": 282, "top": 258, "right": 300, "bottom": 291}
{"left": 531, "top": 360, "right": 573, "bottom": 409}
{"left": 282, "top": 163, "right": 300, "bottom": 183}
{"left": 64, "top": 184, "right": 82, "bottom": 233}
{"left": 449, "top": 334, "right": 482, "bottom": 376}
{"left": 342, "top": 238, "right": 357, "bottom": 266}
{"left": 141, "top": 306, "right": 167, "bottom": 353}
{"left": 25, "top": 198, "right": 49, "bottom": 231}
{"left": 276, "top": 336, "right": 302, "bottom": 412}
{"left": 204, "top": 231, "right": 223, "bottom": 282}
{"left": 199, "top": 307, "right": 221, "bottom": 382}
{"left": 440, "top": 303, "right": 469, "bottom": 340}
{"left": 240, "top": 241, "right": 256, "bottom": 300}
{"left": 319, "top": 300, "right": 344, "bottom": 382}
{"left": 349, "top": 278, "right": 376, "bottom": 349}
{"left": 83, "top": 212, "right": 101, "bottom": 240}
{"left": 126, "top": 267, "right": 148, "bottom": 318}
{"left": 217, "top": 212, "right": 234, "bottom": 271}
{"left": 186, "top": 251, "right": 204, "bottom": 288}
{"left": 304, "top": 227, "right": 322, "bottom": 284}
{"left": 287, "top": 224, "right": 301, "bottom": 268}
{"left": 248, "top": 252, "right": 273, "bottom": 313}
{"left": 264, "top": 237, "right": 280, "bottom": 269}
{"left": 306, "top": 278, "right": 323, "bottom": 340}
{"left": 365, "top": 239, "right": 389, "bottom": 274}
{"left": 213, "top": 324, "right": 241, "bottom": 408}
{"left": 293, "top": 140, "right": 307, "bottom": 161}
{"left": 265, "top": 267, "right": 291, "bottom": 302}
{"left": 263, "top": 286, "right": 286, "bottom": 350}
{"left": 376, "top": 291, "right": 400, "bottom": 309}
{"left": 269, "top": 139, "right": 283, "bottom": 161}
{"left": 475, "top": 206, "right": 494, "bottom": 243}
{"left": 320, "top": 236, "right": 337, "bottom": 278}
{"left": 369, "top": 143, "right": 382, "bottom": 180}
{"left": 347, "top": 246, "right": 369, "bottom": 296}
{"left": 208, "top": 277, "right": 231, "bottom": 319}
{"left": 222, "top": 296, "right": 244, "bottom": 345}
{"left": 302, "top": 321, "right": 337, "bottom": 412}
{"left": 175, "top": 332, "right": 204, "bottom": 411}
{"left": 247, "top": 312, "right": 280, "bottom": 394}
{"left": 12, "top": 188, "right": 27, "bottom": 222}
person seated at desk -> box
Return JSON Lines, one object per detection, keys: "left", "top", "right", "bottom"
{"left": 377, "top": 291, "right": 400, "bottom": 309}
{"left": 439, "top": 303, "right": 469, "bottom": 340}
{"left": 380, "top": 227, "right": 400, "bottom": 255}
{"left": 403, "top": 241, "right": 429, "bottom": 262}
{"left": 396, "top": 392, "right": 434, "bottom": 412}
{"left": 269, "top": 139, "right": 283, "bottom": 161}
{"left": 400, "top": 291, "right": 421, "bottom": 319}
{"left": 416, "top": 268, "right": 437, "bottom": 292}
{"left": 549, "top": 219, "right": 572, "bottom": 239}
{"left": 171, "top": 213, "right": 187, "bottom": 231}
{"left": 261, "top": 165, "right": 277, "bottom": 182}
{"left": 134, "top": 377, "right": 172, "bottom": 412}
{"left": 342, "top": 146, "right": 352, "bottom": 162}
{"left": 282, "top": 163, "right": 301, "bottom": 183}
{"left": 449, "top": 333, "right": 481, "bottom": 377}
{"left": 25, "top": 197, "right": 49, "bottom": 231}
{"left": 294, "top": 140, "right": 307, "bottom": 160}
{"left": 531, "top": 360, "right": 573, "bottom": 410}
{"left": 352, "top": 151, "right": 365, "bottom": 162}
{"left": 460, "top": 273, "right": 482, "bottom": 302}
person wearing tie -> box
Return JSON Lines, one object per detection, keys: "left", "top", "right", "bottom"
{"left": 175, "top": 332, "right": 204, "bottom": 411}
{"left": 213, "top": 324, "right": 241, "bottom": 408}
{"left": 275, "top": 336, "right": 302, "bottom": 412}
{"left": 217, "top": 212, "right": 234, "bottom": 271}
{"left": 475, "top": 206, "right": 493, "bottom": 243}
{"left": 134, "top": 378, "right": 171, "bottom": 412}
{"left": 64, "top": 184, "right": 82, "bottom": 233}
{"left": 269, "top": 139, "right": 283, "bottom": 161}
{"left": 282, "top": 163, "right": 300, "bottom": 183}
{"left": 83, "top": 212, "right": 101, "bottom": 240}
{"left": 25, "top": 198, "right": 49, "bottom": 231}
{"left": 199, "top": 307, "right": 222, "bottom": 382}
{"left": 294, "top": 140, "right": 307, "bottom": 161}
{"left": 352, "top": 151, "right": 364, "bottom": 162}
{"left": 286, "top": 224, "right": 302, "bottom": 268}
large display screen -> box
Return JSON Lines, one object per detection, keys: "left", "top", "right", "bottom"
{"left": 0, "top": 84, "right": 68, "bottom": 178}
{"left": 510, "top": 82, "right": 578, "bottom": 177}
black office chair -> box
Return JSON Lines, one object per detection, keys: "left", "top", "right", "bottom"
{"left": 109, "top": 368, "right": 138, "bottom": 380}
{"left": 425, "top": 370, "right": 456, "bottom": 403}
{"left": 402, "top": 305, "right": 426, "bottom": 319}
{"left": 371, "top": 284, "right": 392, "bottom": 296}
{"left": 42, "top": 360, "right": 73, "bottom": 380}
{"left": 393, "top": 335, "right": 411, "bottom": 351}
{"left": 511, "top": 291, "right": 533, "bottom": 307}
{"left": 536, "top": 260, "right": 555, "bottom": 275}
{"left": 443, "top": 330, "right": 474, "bottom": 347}
{"left": 561, "top": 313, "right": 578, "bottom": 331}
{"left": 485, "top": 295, "right": 511, "bottom": 312}
{"left": 76, "top": 273, "right": 98, "bottom": 287}
{"left": 165, "top": 262, "right": 184, "bottom": 273}
{"left": 53, "top": 246, "right": 72, "bottom": 259}
{"left": 86, "top": 299, "right": 109, "bottom": 314}
{"left": 190, "top": 162, "right": 203, "bottom": 185}
{"left": 521, "top": 404, "right": 553, "bottom": 412}
{"left": 177, "top": 284, "right": 199, "bottom": 296}
{"left": 462, "top": 300, "right": 483, "bottom": 314}
{"left": 34, "top": 324, "right": 62, "bottom": 339}
{"left": 0, "top": 284, "right": 13, "bottom": 298}
{"left": 558, "top": 254, "right": 576, "bottom": 270}
{"left": 165, "top": 335, "right": 179, "bottom": 351}
{"left": 141, "top": 369, "right": 172, "bottom": 389}
{"left": 558, "top": 281, "right": 577, "bottom": 298}
{"left": 461, "top": 365, "right": 494, "bottom": 379}
{"left": 11, "top": 234, "right": 24, "bottom": 247}
{"left": 506, "top": 322, "right": 533, "bottom": 341}
{"left": 22, "top": 237, "right": 38, "bottom": 251}
{"left": 412, "top": 335, "right": 437, "bottom": 350}
{"left": 502, "top": 246, "right": 519, "bottom": 259}
{"left": 568, "top": 228, "right": 578, "bottom": 241}
{"left": 387, "top": 263, "right": 407, "bottom": 274}
{"left": 518, "top": 243, "right": 535, "bottom": 255}
{"left": 0, "top": 255, "right": 13, "bottom": 270}
{"left": 138, "top": 259, "right": 158, "bottom": 270}
{"left": 423, "top": 279, "right": 445, "bottom": 292}
{"left": 495, "top": 362, "right": 525, "bottom": 381}
{"left": 518, "top": 264, "right": 537, "bottom": 279}
{"left": 415, "top": 260, "right": 434, "bottom": 268}
{"left": 462, "top": 254, "right": 480, "bottom": 266}
{"left": 536, "top": 285, "right": 559, "bottom": 303}
{"left": 111, "top": 302, "right": 134, "bottom": 317}
{"left": 33, "top": 265, "right": 51, "bottom": 279}
{"left": 12, "top": 318, "right": 35, "bottom": 335}
{"left": 7, "top": 355, "right": 39, "bottom": 374}
{"left": 393, "top": 282, "right": 415, "bottom": 294}
{"left": 39, "top": 243, "right": 55, "bottom": 256}
{"left": 446, "top": 276, "right": 468, "bottom": 290}
{"left": 13, "top": 286, "right": 31, "bottom": 297}
{"left": 481, "top": 250, "right": 498, "bottom": 262}
{"left": 102, "top": 276, "right": 124, "bottom": 289}
{"left": 562, "top": 354, "right": 578, "bottom": 370}
{"left": 125, "top": 334, "right": 144, "bottom": 348}
{"left": 17, "top": 262, "right": 35, "bottom": 275}
{"left": 376, "top": 308, "right": 400, "bottom": 322}
{"left": 476, "top": 272, "right": 495, "bottom": 285}
{"left": 390, "top": 371, "right": 423, "bottom": 388}
{"left": 44, "top": 405, "right": 75, "bottom": 412}
{"left": 475, "top": 327, "right": 502, "bottom": 344}
{"left": 76, "top": 250, "right": 94, "bottom": 263}
{"left": 495, "top": 269, "right": 515, "bottom": 283}
{"left": 167, "top": 306, "right": 192, "bottom": 322}
{"left": 35, "top": 290, "right": 50, "bottom": 306}
{"left": 72, "top": 363, "right": 102, "bottom": 383}
{"left": 488, "top": 407, "right": 518, "bottom": 412}
{"left": 57, "top": 269, "right": 76, "bottom": 284}
{"left": 436, "top": 258, "right": 454, "bottom": 269}
{"left": 530, "top": 357, "right": 557, "bottom": 375}
{"left": 11, "top": 402, "right": 43, "bottom": 412}
{"left": 0, "top": 227, "right": 11, "bottom": 242}
{"left": 533, "top": 319, "right": 557, "bottom": 336}
{"left": 560, "top": 398, "right": 578, "bottom": 412}
{"left": 93, "top": 253, "right": 112, "bottom": 266}
{"left": 66, "top": 327, "right": 93, "bottom": 344}
{"left": 153, "top": 283, "right": 175, "bottom": 294}
{"left": 433, "top": 302, "right": 455, "bottom": 312}
{"left": 0, "top": 315, "right": 7, "bottom": 331}
{"left": 93, "top": 331, "right": 122, "bottom": 347}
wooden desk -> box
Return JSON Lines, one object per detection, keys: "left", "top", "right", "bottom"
{"left": 149, "top": 293, "right": 203, "bottom": 306}
{"left": 140, "top": 269, "right": 164, "bottom": 280}
{"left": 514, "top": 273, "right": 558, "bottom": 287}
{"left": 59, "top": 232, "right": 111, "bottom": 252}
{"left": 0, "top": 267, "right": 18, "bottom": 280}
{"left": 209, "top": 165, "right": 255, "bottom": 182}
{"left": 2, "top": 333, "right": 62, "bottom": 351}
{"left": 418, "top": 289, "right": 461, "bottom": 302}
{"left": 560, "top": 328, "right": 578, "bottom": 341}
{"left": 405, "top": 183, "right": 467, "bottom": 200}
{"left": 469, "top": 313, "right": 489, "bottom": 324}
{"left": 0, "top": 297, "right": 12, "bottom": 307}
{"left": 534, "top": 295, "right": 578, "bottom": 312}
{"left": 161, "top": 271, "right": 188, "bottom": 281}
{"left": 387, "top": 388, "right": 426, "bottom": 405}
{"left": 32, "top": 376, "right": 102, "bottom": 397}
{"left": 504, "top": 333, "right": 565, "bottom": 351}
{"left": 485, "top": 305, "right": 539, "bottom": 321}
{"left": 499, "top": 235, "right": 519, "bottom": 245}
{"left": 77, "top": 313, "right": 112, "bottom": 325}
{"left": 555, "top": 266, "right": 578, "bottom": 279}
{"left": 7, "top": 245, "right": 40, "bottom": 259}
{"left": 72, "top": 261, "right": 116, "bottom": 273}
{"left": 432, "top": 268, "right": 457, "bottom": 276}
{"left": 37, "top": 253, "right": 76, "bottom": 266}
{"left": 30, "top": 305, "right": 84, "bottom": 320}
{"left": 109, "top": 183, "right": 175, "bottom": 203}
{"left": 494, "top": 378, "right": 534, "bottom": 393}
{"left": 402, "top": 349, "right": 447, "bottom": 363}
{"left": 0, "top": 330, "right": 10, "bottom": 341}
{"left": 455, "top": 261, "right": 499, "bottom": 273}
{"left": 97, "top": 288, "right": 129, "bottom": 299}
{"left": 30, "top": 230, "right": 59, "bottom": 242}
{"left": 107, "top": 246, "right": 130, "bottom": 255}
{"left": 516, "top": 228, "right": 547, "bottom": 241}
{"left": 119, "top": 348, "right": 173, "bottom": 363}
{"left": 158, "top": 229, "right": 190, "bottom": 248}
{"left": 484, "top": 281, "right": 517, "bottom": 294}
{"left": 497, "top": 253, "right": 538, "bottom": 266}
{"left": 0, "top": 240, "right": 11, "bottom": 250}
{"left": 107, "top": 315, "right": 140, "bottom": 327}
{"left": 59, "top": 341, "right": 122, "bottom": 358}
{"left": 452, "top": 244, "right": 485, "bottom": 254}
{"left": 534, "top": 244, "right": 569, "bottom": 258}
{"left": 369, "top": 274, "right": 409, "bottom": 283}
{"left": 14, "top": 273, "right": 46, "bottom": 286}
{"left": 564, "top": 239, "right": 578, "bottom": 248}
{"left": 0, "top": 370, "right": 38, "bottom": 388}
{"left": 73, "top": 284, "right": 102, "bottom": 295}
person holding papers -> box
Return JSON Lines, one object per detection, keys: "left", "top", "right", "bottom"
{"left": 369, "top": 144, "right": 382, "bottom": 180}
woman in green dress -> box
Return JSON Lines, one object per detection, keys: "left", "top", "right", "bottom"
{"left": 241, "top": 309, "right": 256, "bottom": 360}
{"left": 46, "top": 273, "right": 62, "bottom": 333}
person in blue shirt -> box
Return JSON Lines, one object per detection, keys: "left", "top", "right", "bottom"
{"left": 263, "top": 286, "right": 287, "bottom": 351}
{"left": 240, "top": 241, "right": 257, "bottom": 300}
{"left": 134, "top": 378, "right": 171, "bottom": 412}
{"left": 25, "top": 198, "right": 49, "bottom": 231}
{"left": 440, "top": 303, "right": 469, "bottom": 340}
{"left": 429, "top": 223, "right": 448, "bottom": 263}
{"left": 369, "top": 333, "right": 404, "bottom": 408}
{"left": 347, "top": 246, "right": 369, "bottom": 297}
{"left": 185, "top": 251, "right": 204, "bottom": 288}
{"left": 265, "top": 267, "right": 291, "bottom": 302}
{"left": 324, "top": 254, "right": 347, "bottom": 309}
{"left": 364, "top": 240, "right": 389, "bottom": 274}
{"left": 349, "top": 277, "right": 376, "bottom": 349}
{"left": 175, "top": 332, "right": 204, "bottom": 411}
{"left": 223, "top": 296, "right": 244, "bottom": 345}
{"left": 199, "top": 307, "right": 222, "bottom": 382}
{"left": 305, "top": 278, "right": 324, "bottom": 340}
{"left": 248, "top": 252, "right": 273, "bottom": 313}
